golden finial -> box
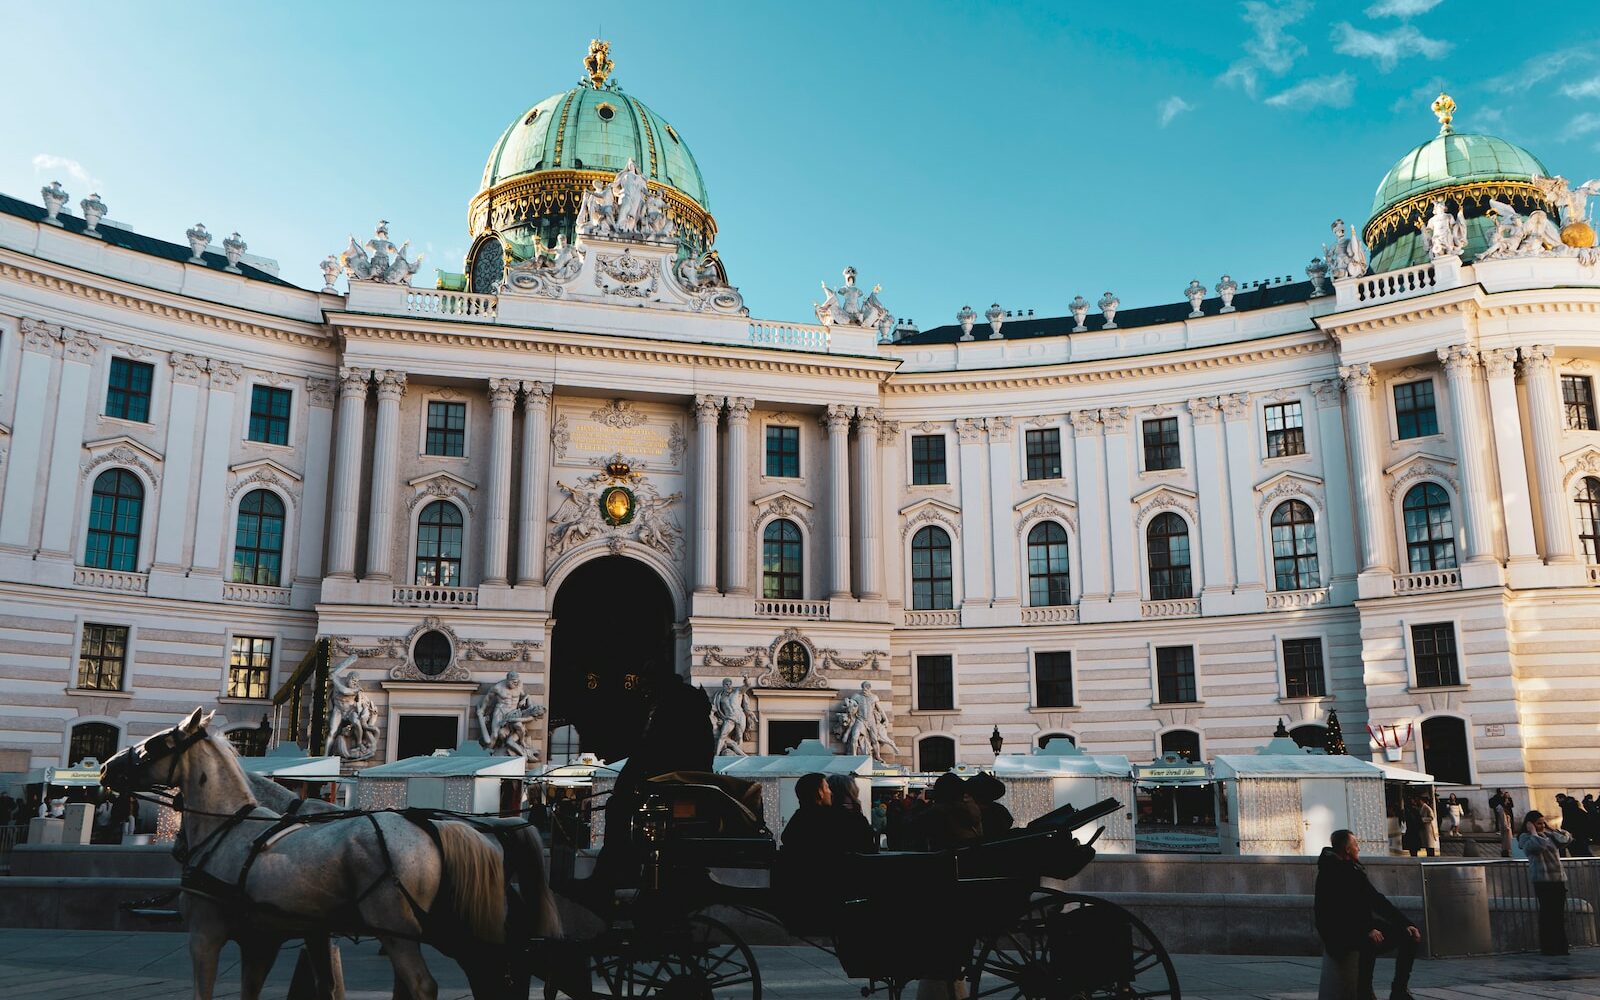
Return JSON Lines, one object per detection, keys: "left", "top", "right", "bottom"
{"left": 584, "top": 39, "right": 614, "bottom": 89}
{"left": 1431, "top": 91, "right": 1456, "bottom": 133}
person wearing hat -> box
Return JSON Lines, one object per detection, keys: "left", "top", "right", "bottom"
{"left": 968, "top": 772, "right": 1013, "bottom": 838}
{"left": 920, "top": 772, "right": 983, "bottom": 850}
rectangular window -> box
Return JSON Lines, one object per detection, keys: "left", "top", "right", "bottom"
{"left": 247, "top": 385, "right": 293, "bottom": 445}
{"left": 1411, "top": 623, "right": 1461, "bottom": 688}
{"left": 1024, "top": 428, "right": 1062, "bottom": 480}
{"left": 1142, "top": 417, "right": 1181, "bottom": 471}
{"left": 911, "top": 434, "right": 947, "bottom": 485}
{"left": 227, "top": 635, "right": 274, "bottom": 700}
{"left": 1155, "top": 645, "right": 1197, "bottom": 704}
{"left": 1282, "top": 637, "right": 1327, "bottom": 699}
{"left": 106, "top": 357, "right": 154, "bottom": 422}
{"left": 765, "top": 425, "right": 800, "bottom": 477}
{"left": 77, "top": 623, "right": 129, "bottom": 691}
{"left": 1264, "top": 402, "right": 1306, "bottom": 458}
{"left": 1563, "top": 374, "right": 1598, "bottom": 431}
{"left": 1393, "top": 379, "right": 1439, "bottom": 439}
{"left": 424, "top": 401, "right": 467, "bottom": 457}
{"left": 916, "top": 654, "right": 955, "bottom": 711}
{"left": 1034, "top": 651, "right": 1074, "bottom": 708}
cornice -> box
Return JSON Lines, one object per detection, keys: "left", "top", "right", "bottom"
{"left": 1315, "top": 290, "right": 1478, "bottom": 338}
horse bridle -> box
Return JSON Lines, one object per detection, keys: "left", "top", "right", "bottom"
{"left": 104, "top": 723, "right": 211, "bottom": 795}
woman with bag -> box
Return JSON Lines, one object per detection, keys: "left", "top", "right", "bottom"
{"left": 1518, "top": 810, "right": 1573, "bottom": 955}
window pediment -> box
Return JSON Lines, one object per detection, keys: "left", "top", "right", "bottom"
{"left": 227, "top": 458, "right": 303, "bottom": 506}
{"left": 80, "top": 435, "right": 163, "bottom": 481}
{"left": 1560, "top": 444, "right": 1600, "bottom": 491}
{"left": 900, "top": 496, "right": 961, "bottom": 538}
{"left": 1131, "top": 484, "right": 1197, "bottom": 526}
{"left": 752, "top": 490, "right": 814, "bottom": 529}
{"left": 1384, "top": 452, "right": 1458, "bottom": 500}
{"left": 407, "top": 471, "right": 477, "bottom": 514}
{"left": 1014, "top": 492, "right": 1077, "bottom": 535}
{"left": 1254, "top": 471, "right": 1325, "bottom": 515}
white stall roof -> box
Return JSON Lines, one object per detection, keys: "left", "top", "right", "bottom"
{"left": 1371, "top": 761, "right": 1439, "bottom": 784}
{"left": 359, "top": 743, "right": 525, "bottom": 779}
{"left": 714, "top": 740, "right": 878, "bottom": 778}
{"left": 1214, "top": 753, "right": 1387, "bottom": 779}
{"left": 238, "top": 744, "right": 341, "bottom": 779}
{"left": 993, "top": 740, "right": 1132, "bottom": 778}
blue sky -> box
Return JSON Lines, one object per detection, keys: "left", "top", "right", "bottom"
{"left": 2, "top": 1, "right": 1597, "bottom": 326}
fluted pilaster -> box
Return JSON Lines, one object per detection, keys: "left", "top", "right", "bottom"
{"left": 1438, "top": 345, "right": 1497, "bottom": 564}
{"left": 1340, "top": 364, "right": 1390, "bottom": 575}
{"left": 363, "top": 370, "right": 406, "bottom": 581}
{"left": 825, "top": 403, "right": 853, "bottom": 599}
{"left": 722, "top": 397, "right": 754, "bottom": 595}
{"left": 693, "top": 394, "right": 721, "bottom": 594}
{"left": 1523, "top": 346, "right": 1577, "bottom": 562}
{"left": 326, "top": 367, "right": 370, "bottom": 578}
{"left": 855, "top": 407, "right": 884, "bottom": 599}
{"left": 516, "top": 382, "right": 551, "bottom": 586}
{"left": 482, "top": 377, "right": 518, "bottom": 585}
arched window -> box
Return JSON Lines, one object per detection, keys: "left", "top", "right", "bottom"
{"left": 761, "top": 519, "right": 803, "bottom": 600}
{"left": 415, "top": 501, "right": 463, "bottom": 587}
{"left": 911, "top": 526, "right": 954, "bottom": 610}
{"left": 1402, "top": 483, "right": 1456, "bottom": 572}
{"left": 68, "top": 722, "right": 118, "bottom": 765}
{"left": 232, "top": 490, "right": 286, "bottom": 586}
{"left": 1026, "top": 521, "right": 1071, "bottom": 607}
{"left": 1270, "top": 500, "right": 1319, "bottom": 591}
{"left": 918, "top": 735, "right": 956, "bottom": 773}
{"left": 1289, "top": 724, "right": 1329, "bottom": 751}
{"left": 1420, "top": 716, "right": 1471, "bottom": 785}
{"left": 84, "top": 469, "right": 143, "bottom": 572}
{"left": 470, "top": 235, "right": 504, "bottom": 293}
{"left": 1160, "top": 728, "right": 1201, "bottom": 763}
{"left": 225, "top": 724, "right": 269, "bottom": 758}
{"left": 1577, "top": 476, "right": 1600, "bottom": 564}
{"left": 1037, "top": 731, "right": 1076, "bottom": 749}
{"left": 1146, "top": 512, "right": 1192, "bottom": 601}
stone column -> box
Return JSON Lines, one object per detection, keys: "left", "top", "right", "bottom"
{"left": 295, "top": 378, "right": 336, "bottom": 584}
{"left": 878, "top": 419, "right": 903, "bottom": 608}
{"left": 1312, "top": 379, "right": 1359, "bottom": 592}
{"left": 1188, "top": 397, "right": 1232, "bottom": 598}
{"left": 151, "top": 354, "right": 207, "bottom": 573}
{"left": 825, "top": 403, "right": 854, "bottom": 599}
{"left": 1070, "top": 410, "right": 1109, "bottom": 605}
{"left": 986, "top": 416, "right": 1018, "bottom": 605}
{"left": 1522, "top": 345, "right": 1577, "bottom": 563}
{"left": 516, "top": 381, "right": 551, "bottom": 586}
{"left": 722, "top": 397, "right": 754, "bottom": 595}
{"left": 326, "top": 367, "right": 370, "bottom": 579}
{"left": 38, "top": 327, "right": 100, "bottom": 558}
{"left": 1100, "top": 407, "right": 1138, "bottom": 601}
{"left": 956, "top": 418, "right": 992, "bottom": 606}
{"left": 1438, "top": 345, "right": 1498, "bottom": 566}
{"left": 1340, "top": 364, "right": 1392, "bottom": 583}
{"left": 482, "top": 377, "right": 518, "bottom": 586}
{"left": 1482, "top": 349, "right": 1539, "bottom": 565}
{"left": 0, "top": 322, "right": 61, "bottom": 549}
{"left": 692, "top": 394, "right": 721, "bottom": 594}
{"left": 190, "top": 362, "right": 242, "bottom": 578}
{"left": 363, "top": 370, "right": 407, "bottom": 582}
{"left": 1221, "top": 392, "right": 1264, "bottom": 594}
{"left": 855, "top": 407, "right": 884, "bottom": 600}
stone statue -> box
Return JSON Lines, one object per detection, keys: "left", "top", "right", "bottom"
{"left": 641, "top": 189, "right": 676, "bottom": 238}
{"left": 1481, "top": 199, "right": 1565, "bottom": 259}
{"left": 1422, "top": 199, "right": 1468, "bottom": 258}
{"left": 477, "top": 671, "right": 546, "bottom": 760}
{"left": 340, "top": 220, "right": 423, "bottom": 285}
{"left": 814, "top": 266, "right": 892, "bottom": 331}
{"left": 675, "top": 250, "right": 722, "bottom": 291}
{"left": 634, "top": 490, "right": 684, "bottom": 555}
{"left": 708, "top": 677, "right": 756, "bottom": 756}
{"left": 1325, "top": 219, "right": 1369, "bottom": 279}
{"left": 834, "top": 681, "right": 898, "bottom": 759}
{"left": 611, "top": 158, "right": 649, "bottom": 232}
{"left": 1532, "top": 174, "right": 1600, "bottom": 246}
{"left": 549, "top": 480, "right": 605, "bottom": 553}
{"left": 574, "top": 160, "right": 669, "bottom": 241}
{"left": 325, "top": 656, "right": 379, "bottom": 761}
{"left": 577, "top": 179, "right": 616, "bottom": 236}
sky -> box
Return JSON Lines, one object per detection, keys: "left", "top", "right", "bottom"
{"left": 3, "top": 1, "right": 1598, "bottom": 327}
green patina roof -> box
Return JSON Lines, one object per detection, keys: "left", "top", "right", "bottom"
{"left": 1369, "top": 130, "right": 1549, "bottom": 218}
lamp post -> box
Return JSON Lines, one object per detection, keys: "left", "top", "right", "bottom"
{"left": 989, "top": 725, "right": 1004, "bottom": 756}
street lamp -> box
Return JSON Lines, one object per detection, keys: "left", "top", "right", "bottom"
{"left": 989, "top": 725, "right": 1004, "bottom": 756}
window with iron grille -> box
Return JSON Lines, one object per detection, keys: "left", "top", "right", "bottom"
{"left": 1155, "top": 645, "right": 1197, "bottom": 704}
{"left": 1563, "top": 375, "right": 1597, "bottom": 431}
{"left": 78, "top": 623, "right": 129, "bottom": 691}
{"left": 1024, "top": 428, "right": 1062, "bottom": 480}
{"left": 1393, "top": 379, "right": 1439, "bottom": 439}
{"left": 1142, "top": 417, "right": 1181, "bottom": 471}
{"left": 1264, "top": 402, "right": 1306, "bottom": 457}
{"left": 106, "top": 357, "right": 154, "bottom": 422}
{"left": 1034, "top": 651, "right": 1074, "bottom": 708}
{"left": 1282, "top": 637, "right": 1326, "bottom": 698}
{"left": 1411, "top": 623, "right": 1460, "bottom": 688}
{"left": 425, "top": 401, "right": 467, "bottom": 457}
{"left": 228, "top": 636, "right": 274, "bottom": 700}
{"left": 911, "top": 434, "right": 947, "bottom": 485}
{"left": 248, "top": 385, "right": 292, "bottom": 445}
{"left": 1161, "top": 729, "right": 1201, "bottom": 762}
{"left": 765, "top": 425, "right": 800, "bottom": 477}
{"left": 69, "top": 723, "right": 119, "bottom": 766}
{"left": 916, "top": 654, "right": 955, "bottom": 711}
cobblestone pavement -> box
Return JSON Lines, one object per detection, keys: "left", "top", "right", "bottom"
{"left": 0, "top": 929, "right": 1595, "bottom": 999}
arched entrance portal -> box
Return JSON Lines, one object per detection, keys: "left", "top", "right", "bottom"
{"left": 549, "top": 556, "right": 675, "bottom": 764}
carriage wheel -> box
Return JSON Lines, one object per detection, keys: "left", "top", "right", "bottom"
{"left": 968, "top": 891, "right": 1179, "bottom": 1000}
{"left": 548, "top": 913, "right": 761, "bottom": 999}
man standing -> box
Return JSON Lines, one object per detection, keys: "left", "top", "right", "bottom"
{"left": 1315, "top": 830, "right": 1422, "bottom": 1000}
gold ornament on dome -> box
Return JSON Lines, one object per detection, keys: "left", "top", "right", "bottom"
{"left": 1562, "top": 221, "right": 1598, "bottom": 248}
{"left": 470, "top": 169, "right": 716, "bottom": 246}
{"left": 584, "top": 39, "right": 614, "bottom": 89}
{"left": 1431, "top": 92, "right": 1456, "bottom": 132}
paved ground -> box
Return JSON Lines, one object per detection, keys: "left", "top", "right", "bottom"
{"left": 0, "top": 929, "right": 1595, "bottom": 999}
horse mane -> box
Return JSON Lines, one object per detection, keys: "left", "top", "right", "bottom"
{"left": 436, "top": 821, "right": 507, "bottom": 944}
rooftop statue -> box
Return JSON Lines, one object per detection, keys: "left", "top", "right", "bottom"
{"left": 1481, "top": 199, "right": 1565, "bottom": 260}
{"left": 477, "top": 670, "right": 546, "bottom": 760}
{"left": 1325, "top": 219, "right": 1369, "bottom": 279}
{"left": 815, "top": 266, "right": 892, "bottom": 334}
{"left": 340, "top": 220, "right": 423, "bottom": 285}
{"left": 576, "top": 160, "right": 675, "bottom": 241}
{"left": 1422, "top": 199, "right": 1468, "bottom": 259}
{"left": 584, "top": 38, "right": 615, "bottom": 89}
{"left": 1531, "top": 174, "right": 1600, "bottom": 248}
{"left": 325, "top": 656, "right": 379, "bottom": 761}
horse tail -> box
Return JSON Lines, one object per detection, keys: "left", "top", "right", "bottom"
{"left": 508, "top": 824, "right": 562, "bottom": 938}
{"left": 436, "top": 820, "right": 506, "bottom": 944}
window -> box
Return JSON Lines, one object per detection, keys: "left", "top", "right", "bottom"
{"left": 1393, "top": 379, "right": 1439, "bottom": 439}
{"left": 775, "top": 641, "right": 811, "bottom": 684}
{"left": 68, "top": 723, "right": 119, "bottom": 765}
{"left": 765, "top": 425, "right": 799, "bottom": 478}
{"left": 916, "top": 654, "right": 955, "bottom": 711}
{"left": 1034, "top": 651, "right": 1074, "bottom": 708}
{"left": 1282, "top": 637, "right": 1326, "bottom": 699}
{"left": 1289, "top": 724, "right": 1328, "bottom": 751}
{"left": 1026, "top": 522, "right": 1071, "bottom": 606}
{"left": 1563, "top": 374, "right": 1597, "bottom": 431}
{"left": 1145, "top": 512, "right": 1192, "bottom": 600}
{"left": 1155, "top": 645, "right": 1197, "bottom": 704}
{"left": 1411, "top": 622, "right": 1460, "bottom": 688}
{"left": 1142, "top": 417, "right": 1181, "bottom": 471}
{"left": 227, "top": 636, "right": 274, "bottom": 700}
{"left": 1264, "top": 402, "right": 1305, "bottom": 458}
{"left": 1420, "top": 716, "right": 1472, "bottom": 785}
{"left": 247, "top": 385, "right": 293, "bottom": 445}
{"left": 226, "top": 725, "right": 269, "bottom": 758}
{"left": 1270, "top": 500, "right": 1319, "bottom": 591}
{"left": 1024, "top": 428, "right": 1062, "bottom": 480}
{"left": 84, "top": 469, "right": 143, "bottom": 572}
{"left": 1037, "top": 732, "right": 1076, "bottom": 749}
{"left": 1402, "top": 483, "right": 1456, "bottom": 572}
{"left": 106, "top": 357, "right": 154, "bottom": 422}
{"left": 415, "top": 501, "right": 464, "bottom": 586}
{"left": 1160, "top": 729, "right": 1200, "bottom": 763}
{"left": 761, "top": 519, "right": 803, "bottom": 599}
{"left": 414, "top": 630, "right": 453, "bottom": 677}
{"left": 77, "top": 623, "right": 129, "bottom": 691}
{"left": 910, "top": 526, "right": 953, "bottom": 610}
{"left": 1578, "top": 477, "right": 1600, "bottom": 563}
{"left": 911, "top": 434, "right": 947, "bottom": 485}
{"left": 424, "top": 401, "right": 467, "bottom": 457}
{"left": 918, "top": 735, "right": 956, "bottom": 773}
{"left": 232, "top": 490, "right": 286, "bottom": 587}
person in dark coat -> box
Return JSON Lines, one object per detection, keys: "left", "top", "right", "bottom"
{"left": 968, "top": 772, "right": 1014, "bottom": 838}
{"left": 1558, "top": 795, "right": 1591, "bottom": 856}
{"left": 782, "top": 772, "right": 875, "bottom": 856}
{"left": 921, "top": 772, "right": 983, "bottom": 850}
{"left": 1315, "top": 829, "right": 1421, "bottom": 1000}
{"left": 1400, "top": 797, "right": 1424, "bottom": 856}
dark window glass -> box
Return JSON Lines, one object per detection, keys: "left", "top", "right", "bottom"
{"left": 1142, "top": 417, "right": 1181, "bottom": 471}
{"left": 414, "top": 630, "right": 453, "bottom": 677}
{"left": 1420, "top": 716, "right": 1471, "bottom": 785}
{"left": 918, "top": 735, "right": 955, "bottom": 773}
{"left": 231, "top": 489, "right": 285, "bottom": 586}
{"left": 1578, "top": 477, "right": 1600, "bottom": 564}
{"left": 68, "top": 722, "right": 119, "bottom": 765}
{"left": 1563, "top": 375, "right": 1597, "bottom": 431}
{"left": 1160, "top": 729, "right": 1201, "bottom": 762}
{"left": 78, "top": 623, "right": 128, "bottom": 691}
{"left": 775, "top": 641, "right": 810, "bottom": 684}
{"left": 911, "top": 435, "right": 947, "bottom": 485}
{"left": 84, "top": 469, "right": 143, "bottom": 572}
{"left": 916, "top": 654, "right": 955, "bottom": 711}
{"left": 1289, "top": 725, "right": 1328, "bottom": 750}
{"left": 228, "top": 635, "right": 274, "bottom": 700}
{"left": 1026, "top": 521, "right": 1071, "bottom": 606}
{"left": 910, "top": 526, "right": 953, "bottom": 610}
{"left": 1146, "top": 512, "right": 1192, "bottom": 600}
{"left": 425, "top": 401, "right": 467, "bottom": 457}
{"left": 1270, "top": 500, "right": 1319, "bottom": 591}
{"left": 761, "top": 518, "right": 803, "bottom": 599}
{"left": 1035, "top": 651, "right": 1074, "bottom": 708}
{"left": 1411, "top": 623, "right": 1460, "bottom": 688}
{"left": 1393, "top": 379, "right": 1439, "bottom": 439}
{"left": 1025, "top": 428, "right": 1062, "bottom": 480}
{"left": 1037, "top": 732, "right": 1076, "bottom": 749}
{"left": 1402, "top": 483, "right": 1456, "bottom": 572}
{"left": 1264, "top": 402, "right": 1306, "bottom": 458}
{"left": 1282, "top": 637, "right": 1326, "bottom": 699}
{"left": 106, "top": 357, "right": 154, "bottom": 422}
{"left": 1155, "top": 645, "right": 1197, "bottom": 704}
{"left": 765, "top": 425, "right": 800, "bottom": 478}
{"left": 471, "top": 236, "right": 504, "bottom": 293}
{"left": 226, "top": 726, "right": 269, "bottom": 757}
{"left": 247, "top": 385, "right": 293, "bottom": 445}
{"left": 415, "top": 501, "right": 463, "bottom": 586}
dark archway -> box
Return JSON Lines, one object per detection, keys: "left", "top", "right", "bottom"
{"left": 550, "top": 556, "right": 675, "bottom": 763}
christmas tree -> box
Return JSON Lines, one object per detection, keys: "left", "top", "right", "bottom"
{"left": 1325, "top": 710, "right": 1348, "bottom": 755}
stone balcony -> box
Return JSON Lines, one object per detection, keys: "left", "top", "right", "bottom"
{"left": 392, "top": 585, "right": 479, "bottom": 608}
{"left": 73, "top": 566, "right": 149, "bottom": 594}
{"left": 752, "top": 598, "right": 831, "bottom": 620}
{"left": 1140, "top": 598, "right": 1200, "bottom": 619}
{"left": 903, "top": 608, "right": 961, "bottom": 628}
{"left": 1392, "top": 569, "right": 1461, "bottom": 595}
{"left": 1334, "top": 257, "right": 1459, "bottom": 310}
{"left": 222, "top": 582, "right": 292, "bottom": 606}
{"left": 1265, "top": 587, "right": 1331, "bottom": 611}
{"left": 1020, "top": 605, "right": 1080, "bottom": 624}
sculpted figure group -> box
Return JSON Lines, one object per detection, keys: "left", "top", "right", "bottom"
{"left": 577, "top": 159, "right": 677, "bottom": 240}
{"left": 477, "top": 671, "right": 546, "bottom": 760}
{"left": 324, "top": 657, "right": 380, "bottom": 761}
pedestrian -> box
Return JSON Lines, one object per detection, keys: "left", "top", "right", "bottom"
{"left": 967, "top": 772, "right": 1014, "bottom": 838}
{"left": 1517, "top": 810, "right": 1573, "bottom": 956}
{"left": 0, "top": 791, "right": 14, "bottom": 827}
{"left": 782, "top": 772, "right": 874, "bottom": 856}
{"left": 1315, "top": 829, "right": 1421, "bottom": 1000}
{"left": 1441, "top": 794, "right": 1464, "bottom": 838}
{"left": 1584, "top": 795, "right": 1600, "bottom": 845}
{"left": 1489, "top": 789, "right": 1506, "bottom": 832}
{"left": 1500, "top": 796, "right": 1515, "bottom": 858}
{"left": 1417, "top": 798, "right": 1439, "bottom": 857}
{"left": 1558, "top": 795, "right": 1591, "bottom": 856}
{"left": 826, "top": 773, "right": 865, "bottom": 820}
{"left": 1401, "top": 797, "right": 1423, "bottom": 857}
{"left": 920, "top": 772, "right": 983, "bottom": 850}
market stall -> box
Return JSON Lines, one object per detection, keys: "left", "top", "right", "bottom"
{"left": 1213, "top": 731, "right": 1389, "bottom": 855}
{"left": 356, "top": 742, "right": 524, "bottom": 815}
{"left": 993, "top": 738, "right": 1135, "bottom": 851}
{"left": 1132, "top": 752, "right": 1223, "bottom": 854}
{"left": 239, "top": 744, "right": 347, "bottom": 806}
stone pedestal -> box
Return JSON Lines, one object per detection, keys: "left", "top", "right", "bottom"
{"left": 61, "top": 803, "right": 94, "bottom": 845}
{"left": 28, "top": 817, "right": 63, "bottom": 845}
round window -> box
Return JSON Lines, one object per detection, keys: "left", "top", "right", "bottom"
{"left": 471, "top": 236, "right": 504, "bottom": 294}
{"left": 776, "top": 641, "right": 810, "bottom": 684}
{"left": 414, "top": 630, "right": 452, "bottom": 677}
{"left": 523, "top": 108, "right": 540, "bottom": 126}
{"left": 596, "top": 102, "right": 616, "bottom": 122}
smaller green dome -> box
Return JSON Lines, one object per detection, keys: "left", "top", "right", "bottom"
{"left": 1369, "top": 132, "right": 1548, "bottom": 219}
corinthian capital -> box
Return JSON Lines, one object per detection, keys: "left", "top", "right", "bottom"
{"left": 1521, "top": 344, "right": 1555, "bottom": 374}
{"left": 1436, "top": 344, "right": 1480, "bottom": 375}
{"left": 854, "top": 406, "right": 883, "bottom": 433}
{"left": 374, "top": 370, "right": 408, "bottom": 400}
{"left": 338, "top": 366, "right": 372, "bottom": 398}
{"left": 1100, "top": 406, "right": 1130, "bottom": 432}
{"left": 1069, "top": 409, "right": 1101, "bottom": 434}
{"left": 824, "top": 403, "right": 853, "bottom": 432}
{"left": 488, "top": 377, "right": 519, "bottom": 406}
{"left": 1187, "top": 396, "right": 1221, "bottom": 424}
{"left": 19, "top": 318, "right": 62, "bottom": 354}
{"left": 520, "top": 380, "right": 551, "bottom": 411}
{"left": 1339, "top": 363, "right": 1376, "bottom": 395}
{"left": 693, "top": 393, "right": 722, "bottom": 423}
{"left": 1482, "top": 348, "right": 1519, "bottom": 379}
{"left": 725, "top": 396, "right": 755, "bottom": 424}
{"left": 956, "top": 417, "right": 986, "bottom": 442}
{"left": 985, "top": 415, "right": 1014, "bottom": 441}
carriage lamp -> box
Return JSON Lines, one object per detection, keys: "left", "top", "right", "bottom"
{"left": 989, "top": 726, "right": 1004, "bottom": 755}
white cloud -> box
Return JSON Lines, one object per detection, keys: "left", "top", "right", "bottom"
{"left": 1331, "top": 23, "right": 1451, "bottom": 71}
{"left": 1390, "top": 77, "right": 1446, "bottom": 114}
{"left": 1561, "top": 76, "right": 1600, "bottom": 99}
{"left": 30, "top": 153, "right": 100, "bottom": 192}
{"left": 1570, "top": 112, "right": 1600, "bottom": 137}
{"left": 1220, "top": 0, "right": 1311, "bottom": 98}
{"left": 1158, "top": 96, "right": 1195, "bottom": 127}
{"left": 1265, "top": 73, "right": 1358, "bottom": 109}
{"left": 1485, "top": 46, "right": 1593, "bottom": 95}
{"left": 1364, "top": 0, "right": 1443, "bottom": 17}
